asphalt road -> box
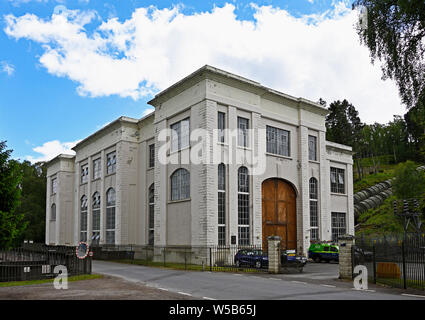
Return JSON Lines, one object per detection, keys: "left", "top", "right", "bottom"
{"left": 93, "top": 260, "right": 425, "bottom": 300}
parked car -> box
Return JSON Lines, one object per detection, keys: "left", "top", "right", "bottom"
{"left": 308, "top": 243, "right": 339, "bottom": 263}
{"left": 234, "top": 249, "right": 307, "bottom": 270}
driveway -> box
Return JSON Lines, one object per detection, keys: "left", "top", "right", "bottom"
{"left": 93, "top": 260, "right": 425, "bottom": 300}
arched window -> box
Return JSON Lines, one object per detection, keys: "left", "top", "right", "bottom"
{"left": 218, "top": 164, "right": 226, "bottom": 245}
{"left": 92, "top": 192, "right": 101, "bottom": 244}
{"left": 309, "top": 178, "right": 319, "bottom": 241}
{"left": 148, "top": 184, "right": 155, "bottom": 245}
{"left": 170, "top": 169, "right": 190, "bottom": 201}
{"left": 106, "top": 188, "right": 116, "bottom": 244}
{"left": 51, "top": 204, "right": 56, "bottom": 221}
{"left": 80, "top": 196, "right": 88, "bottom": 242}
{"left": 238, "top": 166, "right": 250, "bottom": 245}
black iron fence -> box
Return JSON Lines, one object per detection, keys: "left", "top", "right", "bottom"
{"left": 0, "top": 244, "right": 92, "bottom": 282}
{"left": 353, "top": 234, "right": 425, "bottom": 290}
{"left": 91, "top": 244, "right": 270, "bottom": 272}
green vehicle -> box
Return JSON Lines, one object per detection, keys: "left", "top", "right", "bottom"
{"left": 308, "top": 243, "right": 339, "bottom": 263}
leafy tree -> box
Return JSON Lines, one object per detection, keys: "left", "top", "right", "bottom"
{"left": 353, "top": 0, "right": 425, "bottom": 109}
{"left": 0, "top": 141, "right": 26, "bottom": 249}
{"left": 392, "top": 160, "right": 425, "bottom": 200}
{"left": 14, "top": 161, "right": 46, "bottom": 244}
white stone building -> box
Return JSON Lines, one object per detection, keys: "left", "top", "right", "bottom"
{"left": 45, "top": 65, "right": 354, "bottom": 256}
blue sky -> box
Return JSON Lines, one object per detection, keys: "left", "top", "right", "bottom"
{"left": 0, "top": 0, "right": 405, "bottom": 162}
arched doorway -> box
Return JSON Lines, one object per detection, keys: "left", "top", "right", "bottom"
{"left": 262, "top": 178, "right": 297, "bottom": 250}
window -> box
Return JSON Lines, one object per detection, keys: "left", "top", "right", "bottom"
{"left": 237, "top": 117, "right": 249, "bottom": 147}
{"left": 308, "top": 135, "right": 317, "bottom": 161}
{"left": 149, "top": 144, "right": 155, "bottom": 168}
{"left": 93, "top": 158, "right": 101, "bottom": 180}
{"left": 92, "top": 192, "right": 101, "bottom": 244}
{"left": 80, "top": 196, "right": 88, "bottom": 242}
{"left": 331, "top": 212, "right": 346, "bottom": 241}
{"left": 266, "top": 126, "right": 290, "bottom": 157}
{"left": 171, "top": 118, "right": 190, "bottom": 152}
{"left": 106, "top": 152, "right": 116, "bottom": 174}
{"left": 106, "top": 188, "right": 116, "bottom": 245}
{"left": 81, "top": 164, "right": 89, "bottom": 184}
{"left": 51, "top": 178, "right": 57, "bottom": 194}
{"left": 148, "top": 184, "right": 155, "bottom": 245}
{"left": 50, "top": 204, "right": 56, "bottom": 221}
{"left": 238, "top": 166, "right": 250, "bottom": 245}
{"left": 330, "top": 167, "right": 345, "bottom": 194}
{"left": 170, "top": 168, "right": 190, "bottom": 201}
{"left": 309, "top": 178, "right": 319, "bottom": 241}
{"left": 218, "top": 112, "right": 225, "bottom": 143}
{"left": 218, "top": 164, "right": 226, "bottom": 246}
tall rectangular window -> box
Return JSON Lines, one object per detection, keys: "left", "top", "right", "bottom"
{"left": 93, "top": 158, "right": 101, "bottom": 180}
{"left": 266, "top": 126, "right": 290, "bottom": 157}
{"left": 218, "top": 112, "right": 225, "bottom": 143}
{"left": 171, "top": 118, "right": 190, "bottom": 152}
{"left": 330, "top": 167, "right": 345, "bottom": 194}
{"left": 81, "top": 164, "right": 89, "bottom": 184}
{"left": 309, "top": 178, "right": 319, "bottom": 241}
{"left": 308, "top": 135, "right": 317, "bottom": 161}
{"left": 237, "top": 117, "right": 249, "bottom": 148}
{"left": 51, "top": 178, "right": 57, "bottom": 194}
{"left": 106, "top": 152, "right": 116, "bottom": 174}
{"left": 238, "top": 167, "right": 250, "bottom": 245}
{"left": 331, "top": 212, "right": 346, "bottom": 241}
{"left": 218, "top": 164, "right": 226, "bottom": 246}
{"left": 149, "top": 144, "right": 155, "bottom": 168}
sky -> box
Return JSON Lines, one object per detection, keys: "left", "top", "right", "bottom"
{"left": 0, "top": 0, "right": 406, "bottom": 163}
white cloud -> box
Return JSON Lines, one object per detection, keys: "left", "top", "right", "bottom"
{"left": 141, "top": 107, "right": 154, "bottom": 117}
{"left": 25, "top": 139, "right": 80, "bottom": 163}
{"left": 3, "top": 2, "right": 405, "bottom": 123}
{"left": 1, "top": 61, "right": 15, "bottom": 75}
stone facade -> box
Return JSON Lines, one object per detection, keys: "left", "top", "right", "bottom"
{"left": 45, "top": 65, "right": 354, "bottom": 256}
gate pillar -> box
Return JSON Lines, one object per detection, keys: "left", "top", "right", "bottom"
{"left": 268, "top": 236, "right": 281, "bottom": 274}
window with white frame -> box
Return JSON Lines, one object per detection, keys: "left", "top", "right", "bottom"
{"left": 309, "top": 178, "right": 319, "bottom": 241}
{"left": 308, "top": 135, "right": 317, "bottom": 161}
{"left": 331, "top": 212, "right": 346, "bottom": 241}
{"left": 218, "top": 163, "right": 226, "bottom": 246}
{"left": 266, "top": 126, "right": 290, "bottom": 157}
{"left": 80, "top": 196, "right": 88, "bottom": 242}
{"left": 51, "top": 203, "right": 56, "bottom": 221}
{"left": 330, "top": 167, "right": 345, "bottom": 194}
{"left": 93, "top": 158, "right": 101, "bottom": 180}
{"left": 51, "top": 178, "right": 57, "bottom": 194}
{"left": 106, "top": 151, "right": 116, "bottom": 174}
{"left": 218, "top": 112, "right": 225, "bottom": 143}
{"left": 237, "top": 117, "right": 249, "bottom": 148}
{"left": 81, "top": 164, "right": 89, "bottom": 184}
{"left": 171, "top": 118, "right": 190, "bottom": 152}
{"left": 171, "top": 168, "right": 190, "bottom": 201}
{"left": 106, "top": 188, "right": 116, "bottom": 244}
{"left": 92, "top": 192, "right": 101, "bottom": 244}
{"left": 148, "top": 184, "right": 155, "bottom": 245}
{"left": 149, "top": 144, "right": 155, "bottom": 168}
{"left": 238, "top": 166, "right": 250, "bottom": 245}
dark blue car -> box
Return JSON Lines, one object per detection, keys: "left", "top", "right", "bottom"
{"left": 234, "top": 249, "right": 268, "bottom": 269}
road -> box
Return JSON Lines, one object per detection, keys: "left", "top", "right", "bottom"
{"left": 93, "top": 260, "right": 425, "bottom": 300}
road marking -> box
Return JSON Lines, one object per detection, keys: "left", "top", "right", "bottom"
{"left": 178, "top": 292, "right": 192, "bottom": 296}
{"left": 401, "top": 293, "right": 425, "bottom": 299}
{"left": 233, "top": 274, "right": 242, "bottom": 276}
{"left": 268, "top": 277, "right": 279, "bottom": 280}
{"left": 158, "top": 288, "right": 169, "bottom": 291}
{"left": 203, "top": 297, "right": 216, "bottom": 300}
{"left": 291, "top": 280, "right": 307, "bottom": 285}
{"left": 351, "top": 288, "right": 375, "bottom": 292}
{"left": 321, "top": 284, "right": 336, "bottom": 288}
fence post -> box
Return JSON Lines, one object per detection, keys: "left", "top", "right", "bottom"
{"left": 209, "top": 248, "right": 212, "bottom": 272}
{"left": 372, "top": 244, "right": 376, "bottom": 284}
{"left": 184, "top": 248, "right": 187, "bottom": 270}
{"left": 163, "top": 248, "right": 166, "bottom": 267}
{"left": 402, "top": 240, "right": 407, "bottom": 289}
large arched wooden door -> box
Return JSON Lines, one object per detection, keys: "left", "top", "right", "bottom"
{"left": 262, "top": 179, "right": 297, "bottom": 250}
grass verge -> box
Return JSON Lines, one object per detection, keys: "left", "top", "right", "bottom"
{"left": 0, "top": 274, "right": 103, "bottom": 287}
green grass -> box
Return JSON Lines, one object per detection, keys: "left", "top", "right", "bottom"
{"left": 353, "top": 166, "right": 396, "bottom": 193}
{"left": 0, "top": 273, "right": 103, "bottom": 287}
{"left": 375, "top": 278, "right": 425, "bottom": 291}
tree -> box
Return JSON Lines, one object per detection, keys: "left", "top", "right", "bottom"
{"left": 0, "top": 141, "right": 26, "bottom": 249}
{"left": 14, "top": 161, "right": 46, "bottom": 244}
{"left": 353, "top": 0, "right": 425, "bottom": 109}
{"left": 392, "top": 160, "right": 425, "bottom": 200}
